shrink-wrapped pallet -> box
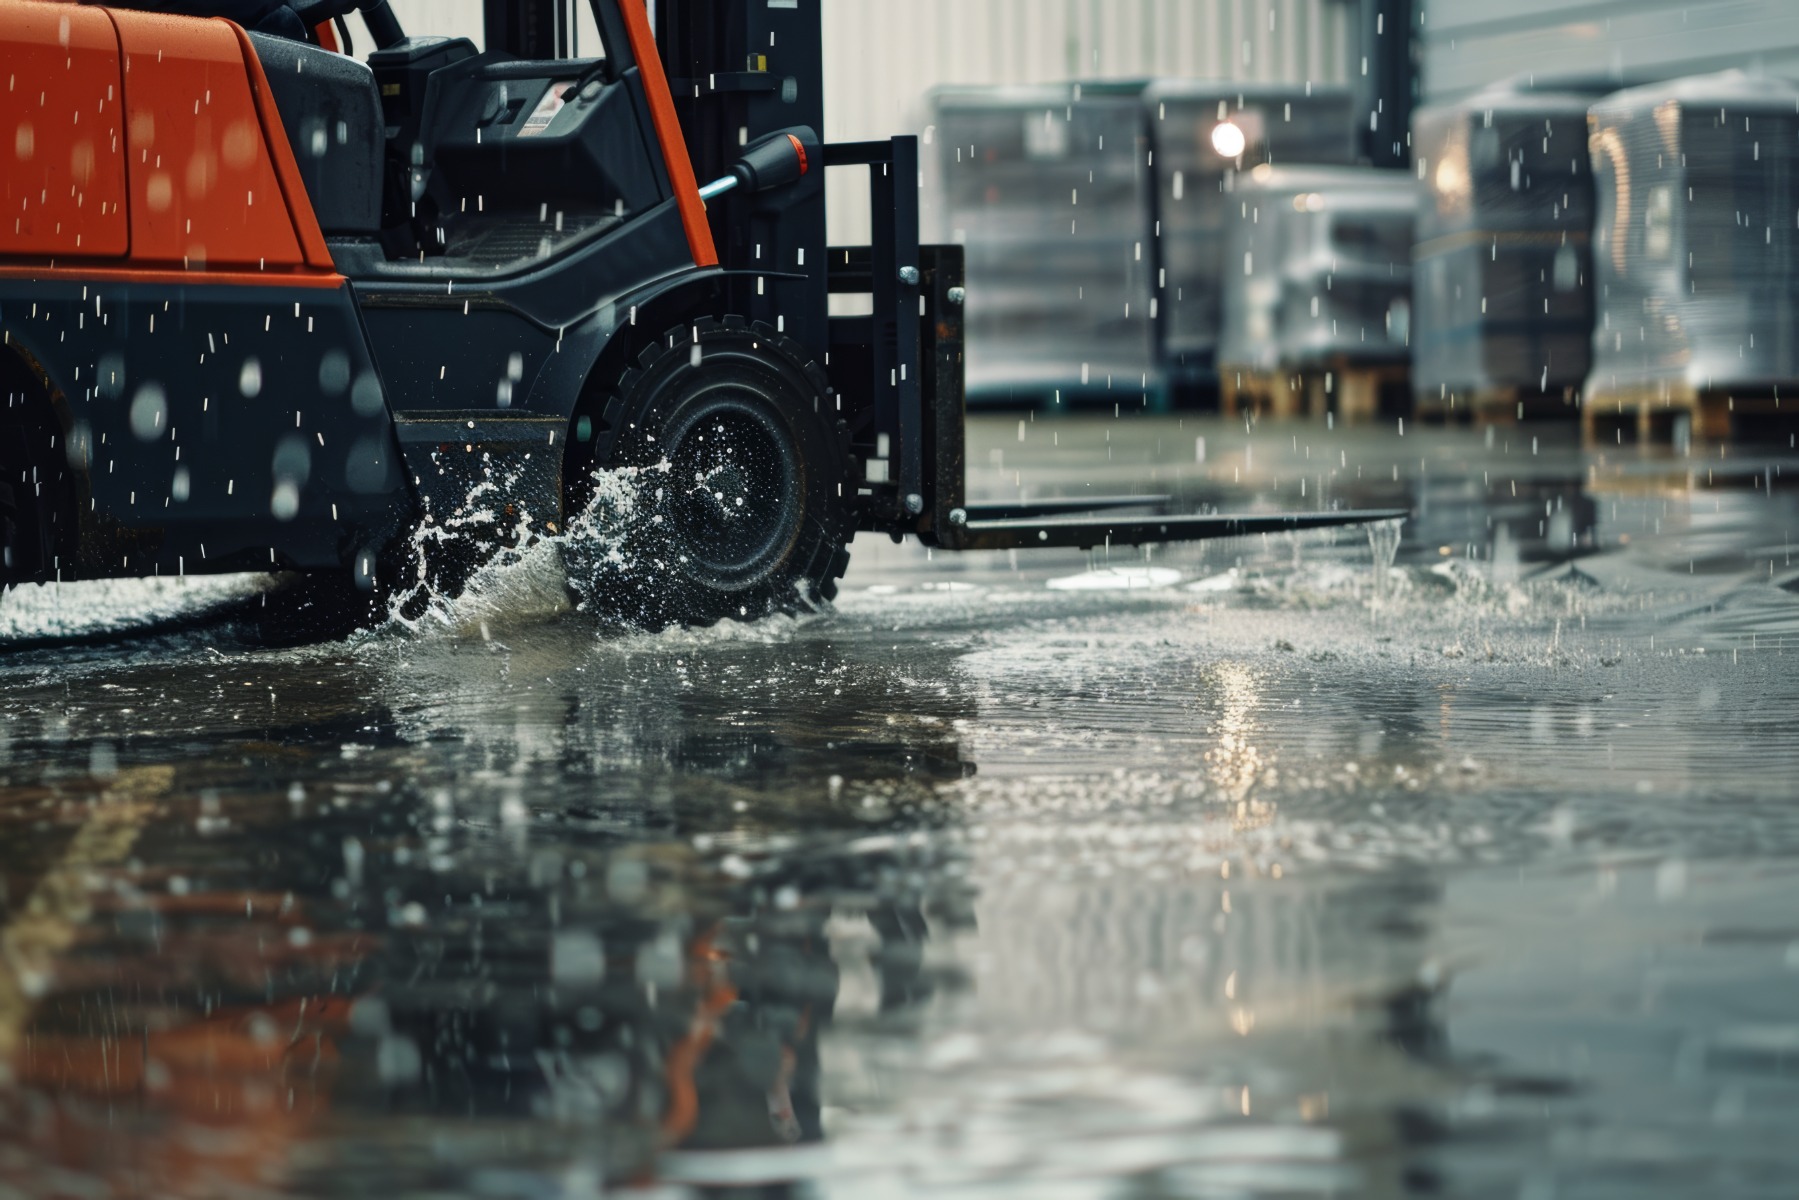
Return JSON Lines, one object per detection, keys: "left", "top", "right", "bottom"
{"left": 1586, "top": 71, "right": 1799, "bottom": 435}
{"left": 1412, "top": 79, "right": 1603, "bottom": 417}
{"left": 928, "top": 83, "right": 1157, "bottom": 406}
{"left": 1143, "top": 82, "right": 1358, "bottom": 399}
{"left": 1217, "top": 165, "right": 1415, "bottom": 419}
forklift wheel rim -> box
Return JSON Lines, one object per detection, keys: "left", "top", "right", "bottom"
{"left": 659, "top": 387, "right": 803, "bottom": 587}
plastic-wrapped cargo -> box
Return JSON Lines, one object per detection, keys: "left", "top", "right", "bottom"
{"left": 1142, "top": 82, "right": 1358, "bottom": 401}
{"left": 1217, "top": 165, "right": 1416, "bottom": 418}
{"left": 1586, "top": 71, "right": 1799, "bottom": 438}
{"left": 927, "top": 83, "right": 1158, "bottom": 407}
{"left": 1412, "top": 78, "right": 1608, "bottom": 420}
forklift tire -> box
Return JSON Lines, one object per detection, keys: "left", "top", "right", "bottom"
{"left": 0, "top": 478, "right": 20, "bottom": 583}
{"left": 0, "top": 361, "right": 72, "bottom": 588}
{"left": 0, "top": 453, "right": 60, "bottom": 586}
{"left": 565, "top": 316, "right": 853, "bottom": 629}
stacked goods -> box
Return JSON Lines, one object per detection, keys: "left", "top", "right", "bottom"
{"left": 1218, "top": 165, "right": 1417, "bottom": 421}
{"left": 1412, "top": 79, "right": 1605, "bottom": 423}
{"left": 1142, "top": 82, "right": 1358, "bottom": 402}
{"left": 1587, "top": 72, "right": 1799, "bottom": 441}
{"left": 929, "top": 83, "right": 1158, "bottom": 407}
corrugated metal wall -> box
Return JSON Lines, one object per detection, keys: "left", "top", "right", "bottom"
{"left": 1421, "top": 0, "right": 1799, "bottom": 104}
{"left": 378, "top": 0, "right": 1359, "bottom": 104}
{"left": 822, "top": 0, "right": 1355, "bottom": 143}
{"left": 823, "top": 0, "right": 1356, "bottom": 242}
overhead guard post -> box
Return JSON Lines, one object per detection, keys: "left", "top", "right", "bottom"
{"left": 616, "top": 0, "right": 719, "bottom": 268}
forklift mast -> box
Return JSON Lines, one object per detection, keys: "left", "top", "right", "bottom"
{"left": 654, "top": 0, "right": 953, "bottom": 549}
{"left": 485, "top": 0, "right": 939, "bottom": 538}
{"left": 650, "top": 0, "right": 948, "bottom": 540}
{"left": 481, "top": 0, "right": 824, "bottom": 352}
{"left": 655, "top": 0, "right": 827, "bottom": 360}
{"left": 484, "top": 0, "right": 569, "bottom": 61}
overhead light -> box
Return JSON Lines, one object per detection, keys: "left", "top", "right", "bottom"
{"left": 1211, "top": 120, "right": 1247, "bottom": 159}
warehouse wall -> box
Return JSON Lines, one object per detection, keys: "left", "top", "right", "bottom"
{"left": 379, "top": 1, "right": 1359, "bottom": 113}
{"left": 825, "top": 1, "right": 1357, "bottom": 242}
{"left": 821, "top": 0, "right": 1356, "bottom": 143}
{"left": 1421, "top": 0, "right": 1799, "bottom": 104}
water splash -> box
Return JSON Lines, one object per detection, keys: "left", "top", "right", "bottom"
{"left": 1365, "top": 518, "right": 1404, "bottom": 608}
{"left": 557, "top": 462, "right": 663, "bottom": 622}
{"left": 379, "top": 455, "right": 818, "bottom": 638}
{"left": 382, "top": 456, "right": 656, "bottom": 634}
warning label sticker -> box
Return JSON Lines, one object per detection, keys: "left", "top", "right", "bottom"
{"left": 519, "top": 82, "right": 575, "bottom": 137}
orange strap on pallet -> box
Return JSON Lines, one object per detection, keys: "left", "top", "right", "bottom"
{"left": 616, "top": 0, "right": 719, "bottom": 268}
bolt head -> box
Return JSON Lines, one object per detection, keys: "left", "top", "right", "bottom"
{"left": 904, "top": 493, "right": 925, "bottom": 515}
{"left": 947, "top": 286, "right": 966, "bottom": 305}
{"left": 948, "top": 507, "right": 968, "bottom": 526}
{"left": 899, "top": 266, "right": 921, "bottom": 286}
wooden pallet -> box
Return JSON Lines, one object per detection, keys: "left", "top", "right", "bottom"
{"left": 1413, "top": 384, "right": 1582, "bottom": 426}
{"left": 1220, "top": 366, "right": 1305, "bottom": 420}
{"left": 1579, "top": 381, "right": 1799, "bottom": 445}
{"left": 1220, "top": 359, "right": 1410, "bottom": 424}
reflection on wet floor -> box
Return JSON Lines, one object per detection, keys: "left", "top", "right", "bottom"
{"left": 2, "top": 416, "right": 1798, "bottom": 1198}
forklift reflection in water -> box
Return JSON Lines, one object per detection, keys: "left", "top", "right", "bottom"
{"left": 0, "top": 0, "right": 1404, "bottom": 627}
{"left": 3, "top": 859, "right": 943, "bottom": 1191}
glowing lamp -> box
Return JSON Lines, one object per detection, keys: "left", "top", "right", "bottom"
{"left": 1210, "top": 120, "right": 1247, "bottom": 159}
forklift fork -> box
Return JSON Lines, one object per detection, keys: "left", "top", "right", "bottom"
{"left": 826, "top": 137, "right": 1407, "bottom": 555}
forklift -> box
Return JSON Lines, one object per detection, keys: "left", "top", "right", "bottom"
{"left": 0, "top": 0, "right": 1403, "bottom": 628}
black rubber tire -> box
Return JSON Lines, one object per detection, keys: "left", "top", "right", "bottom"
{"left": 0, "top": 477, "right": 21, "bottom": 584}
{"left": 564, "top": 316, "right": 853, "bottom": 629}
{"left": 0, "top": 356, "right": 74, "bottom": 587}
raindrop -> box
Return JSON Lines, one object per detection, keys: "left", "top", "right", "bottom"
{"left": 606, "top": 858, "right": 649, "bottom": 902}
{"left": 376, "top": 1036, "right": 422, "bottom": 1085}
{"left": 318, "top": 349, "right": 351, "bottom": 395}
{"left": 346, "top": 435, "right": 390, "bottom": 492}
{"left": 239, "top": 357, "right": 263, "bottom": 398}
{"left": 272, "top": 433, "right": 312, "bottom": 487}
{"left": 66, "top": 421, "right": 93, "bottom": 468}
{"left": 350, "top": 370, "right": 384, "bottom": 417}
{"left": 270, "top": 480, "right": 300, "bottom": 521}
{"left": 96, "top": 353, "right": 125, "bottom": 399}
{"left": 128, "top": 383, "right": 167, "bottom": 441}
{"left": 551, "top": 931, "right": 607, "bottom": 986}
{"left": 342, "top": 835, "right": 365, "bottom": 885}
{"left": 88, "top": 741, "right": 117, "bottom": 779}
{"left": 349, "top": 997, "right": 390, "bottom": 1036}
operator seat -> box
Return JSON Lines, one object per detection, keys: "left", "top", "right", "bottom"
{"left": 248, "top": 32, "right": 385, "bottom": 236}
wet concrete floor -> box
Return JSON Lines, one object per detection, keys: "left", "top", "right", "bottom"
{"left": 2, "top": 414, "right": 1798, "bottom": 1198}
